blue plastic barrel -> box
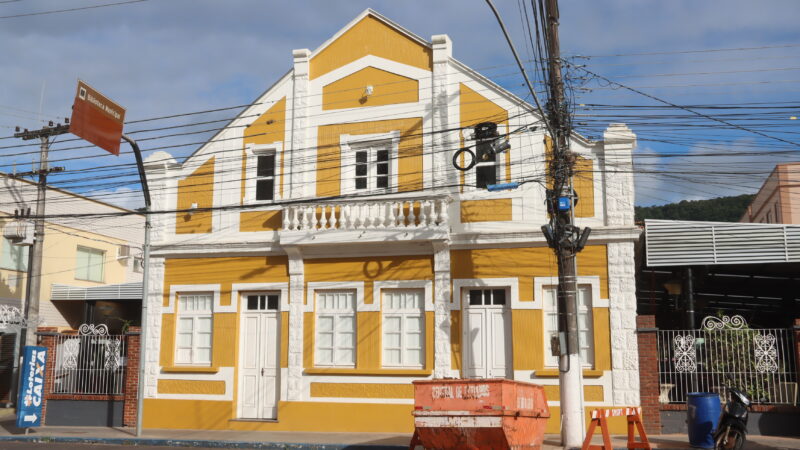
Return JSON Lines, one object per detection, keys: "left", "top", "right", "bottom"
{"left": 687, "top": 392, "right": 721, "bottom": 448}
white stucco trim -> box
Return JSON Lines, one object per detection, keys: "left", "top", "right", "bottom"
{"left": 232, "top": 282, "right": 290, "bottom": 312}
{"left": 450, "top": 277, "right": 520, "bottom": 310}
{"left": 165, "top": 284, "right": 222, "bottom": 314}
{"left": 305, "top": 281, "right": 371, "bottom": 311}
{"left": 533, "top": 276, "right": 607, "bottom": 308}
{"left": 373, "top": 279, "right": 433, "bottom": 312}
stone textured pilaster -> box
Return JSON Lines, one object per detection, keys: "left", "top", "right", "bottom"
{"left": 636, "top": 315, "right": 661, "bottom": 435}
{"left": 143, "top": 151, "right": 179, "bottom": 243}
{"left": 142, "top": 258, "right": 165, "bottom": 399}
{"left": 608, "top": 241, "right": 640, "bottom": 406}
{"left": 285, "top": 247, "right": 305, "bottom": 400}
{"left": 431, "top": 35, "right": 454, "bottom": 189}
{"left": 602, "top": 123, "right": 636, "bottom": 227}
{"left": 432, "top": 240, "right": 453, "bottom": 378}
{"left": 290, "top": 49, "right": 310, "bottom": 199}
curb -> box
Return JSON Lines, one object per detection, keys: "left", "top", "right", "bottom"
{"left": 0, "top": 435, "right": 407, "bottom": 449}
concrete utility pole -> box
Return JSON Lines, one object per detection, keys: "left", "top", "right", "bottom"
{"left": 13, "top": 123, "right": 69, "bottom": 347}
{"left": 542, "top": 0, "right": 590, "bottom": 447}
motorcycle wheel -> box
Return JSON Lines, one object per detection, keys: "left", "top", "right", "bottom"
{"left": 715, "top": 425, "right": 746, "bottom": 450}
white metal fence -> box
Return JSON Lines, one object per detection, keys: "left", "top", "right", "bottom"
{"left": 657, "top": 316, "right": 798, "bottom": 405}
{"left": 50, "top": 324, "right": 126, "bottom": 395}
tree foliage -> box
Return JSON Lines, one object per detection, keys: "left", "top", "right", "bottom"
{"left": 635, "top": 194, "right": 755, "bottom": 223}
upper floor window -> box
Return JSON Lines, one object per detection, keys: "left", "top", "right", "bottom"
{"left": 1, "top": 237, "right": 28, "bottom": 272}
{"left": 244, "top": 144, "right": 281, "bottom": 203}
{"left": 340, "top": 132, "right": 399, "bottom": 195}
{"left": 75, "top": 246, "right": 104, "bottom": 282}
{"left": 475, "top": 139, "right": 498, "bottom": 189}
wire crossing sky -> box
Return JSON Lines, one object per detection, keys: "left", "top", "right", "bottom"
{"left": 1, "top": 0, "right": 799, "bottom": 208}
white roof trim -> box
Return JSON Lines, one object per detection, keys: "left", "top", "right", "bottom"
{"left": 51, "top": 282, "right": 142, "bottom": 301}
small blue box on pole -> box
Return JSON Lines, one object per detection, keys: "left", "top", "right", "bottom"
{"left": 557, "top": 197, "right": 571, "bottom": 211}
{"left": 16, "top": 345, "right": 47, "bottom": 428}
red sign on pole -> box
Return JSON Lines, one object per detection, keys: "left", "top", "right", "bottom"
{"left": 69, "top": 80, "right": 126, "bottom": 155}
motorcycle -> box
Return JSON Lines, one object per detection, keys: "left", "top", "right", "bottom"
{"left": 714, "top": 386, "right": 750, "bottom": 450}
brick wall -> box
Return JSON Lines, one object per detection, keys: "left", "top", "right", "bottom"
{"left": 36, "top": 327, "right": 59, "bottom": 425}
{"left": 123, "top": 326, "right": 141, "bottom": 427}
{"left": 636, "top": 315, "right": 661, "bottom": 435}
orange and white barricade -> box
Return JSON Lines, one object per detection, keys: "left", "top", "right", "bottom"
{"left": 581, "top": 407, "right": 651, "bottom": 450}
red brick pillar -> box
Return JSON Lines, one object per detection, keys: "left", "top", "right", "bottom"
{"left": 123, "top": 326, "right": 141, "bottom": 427}
{"left": 637, "top": 315, "right": 661, "bottom": 435}
{"left": 35, "top": 327, "right": 59, "bottom": 425}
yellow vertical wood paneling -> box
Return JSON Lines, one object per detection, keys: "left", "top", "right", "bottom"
{"left": 304, "top": 255, "right": 433, "bottom": 283}
{"left": 304, "top": 311, "right": 314, "bottom": 369}
{"left": 357, "top": 311, "right": 381, "bottom": 370}
{"left": 316, "top": 118, "right": 424, "bottom": 197}
{"left": 212, "top": 313, "right": 237, "bottom": 367}
{"left": 310, "top": 15, "right": 432, "bottom": 80}
{"left": 450, "top": 310, "right": 461, "bottom": 372}
{"left": 160, "top": 313, "right": 175, "bottom": 367}
{"left": 322, "top": 67, "right": 418, "bottom": 110}
{"left": 512, "top": 309, "right": 544, "bottom": 371}
{"left": 574, "top": 155, "right": 595, "bottom": 218}
{"left": 425, "top": 311, "right": 434, "bottom": 371}
{"left": 592, "top": 307, "right": 611, "bottom": 371}
{"left": 460, "top": 199, "right": 513, "bottom": 222}
{"left": 239, "top": 210, "right": 283, "bottom": 232}
{"left": 242, "top": 97, "right": 286, "bottom": 203}
{"left": 280, "top": 311, "right": 289, "bottom": 368}
{"left": 176, "top": 157, "right": 215, "bottom": 234}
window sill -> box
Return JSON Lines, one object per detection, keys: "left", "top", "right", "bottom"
{"left": 305, "top": 368, "right": 432, "bottom": 376}
{"left": 534, "top": 369, "right": 604, "bottom": 378}
{"left": 161, "top": 366, "right": 218, "bottom": 374}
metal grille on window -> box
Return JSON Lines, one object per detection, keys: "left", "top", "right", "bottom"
{"left": 256, "top": 154, "right": 275, "bottom": 201}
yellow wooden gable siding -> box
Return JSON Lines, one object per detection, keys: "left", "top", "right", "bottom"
{"left": 242, "top": 97, "right": 286, "bottom": 204}
{"left": 239, "top": 210, "right": 282, "bottom": 232}
{"left": 316, "top": 118, "right": 423, "bottom": 197}
{"left": 322, "top": 67, "right": 418, "bottom": 110}
{"left": 310, "top": 14, "right": 432, "bottom": 81}
{"left": 460, "top": 198, "right": 513, "bottom": 222}
{"left": 176, "top": 157, "right": 215, "bottom": 234}
{"left": 459, "top": 83, "right": 511, "bottom": 188}
{"left": 544, "top": 136, "right": 595, "bottom": 218}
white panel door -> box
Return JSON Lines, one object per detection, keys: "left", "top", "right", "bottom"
{"left": 238, "top": 293, "right": 280, "bottom": 419}
{"left": 462, "top": 288, "right": 511, "bottom": 379}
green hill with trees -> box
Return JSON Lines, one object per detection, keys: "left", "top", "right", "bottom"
{"left": 635, "top": 194, "right": 755, "bottom": 223}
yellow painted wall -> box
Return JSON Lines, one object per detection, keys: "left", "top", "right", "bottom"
{"left": 310, "top": 383, "right": 414, "bottom": 399}
{"left": 316, "top": 118, "right": 423, "bottom": 197}
{"left": 512, "top": 309, "right": 544, "bottom": 370}
{"left": 544, "top": 385, "right": 604, "bottom": 403}
{"left": 143, "top": 399, "right": 629, "bottom": 434}
{"left": 157, "top": 379, "right": 226, "bottom": 395}
{"left": 460, "top": 199, "right": 513, "bottom": 222}
{"left": 450, "top": 309, "right": 461, "bottom": 371}
{"left": 459, "top": 83, "right": 510, "bottom": 187}
{"left": 280, "top": 311, "right": 289, "bottom": 368}
{"left": 574, "top": 155, "right": 595, "bottom": 218}
{"left": 322, "top": 67, "right": 418, "bottom": 110}
{"left": 239, "top": 210, "right": 283, "bottom": 232}
{"left": 176, "top": 157, "right": 215, "bottom": 234}
{"left": 310, "top": 14, "right": 432, "bottom": 80}
{"left": 242, "top": 97, "right": 286, "bottom": 202}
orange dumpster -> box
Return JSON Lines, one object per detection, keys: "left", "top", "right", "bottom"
{"left": 411, "top": 379, "right": 550, "bottom": 450}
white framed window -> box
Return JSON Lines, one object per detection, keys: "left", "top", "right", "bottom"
{"left": 382, "top": 289, "right": 424, "bottom": 368}
{"left": 543, "top": 284, "right": 594, "bottom": 367}
{"left": 245, "top": 292, "right": 280, "bottom": 311}
{"left": 75, "top": 246, "right": 104, "bottom": 282}
{"left": 244, "top": 143, "right": 281, "bottom": 203}
{"left": 175, "top": 293, "right": 213, "bottom": 365}
{"left": 1, "top": 237, "right": 28, "bottom": 272}
{"left": 315, "top": 290, "right": 356, "bottom": 367}
{"left": 340, "top": 132, "right": 400, "bottom": 195}
{"left": 467, "top": 288, "right": 507, "bottom": 306}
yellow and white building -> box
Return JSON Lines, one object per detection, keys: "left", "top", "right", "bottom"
{"left": 141, "top": 10, "right": 640, "bottom": 433}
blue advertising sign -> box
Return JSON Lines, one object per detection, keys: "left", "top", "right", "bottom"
{"left": 16, "top": 345, "right": 47, "bottom": 428}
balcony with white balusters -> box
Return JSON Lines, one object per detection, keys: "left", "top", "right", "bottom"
{"left": 279, "top": 195, "right": 452, "bottom": 246}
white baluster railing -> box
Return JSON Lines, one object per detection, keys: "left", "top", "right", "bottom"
{"left": 282, "top": 197, "right": 450, "bottom": 232}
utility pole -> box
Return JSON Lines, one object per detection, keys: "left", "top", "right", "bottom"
{"left": 542, "top": 0, "right": 591, "bottom": 447}
{"left": 13, "top": 123, "right": 69, "bottom": 348}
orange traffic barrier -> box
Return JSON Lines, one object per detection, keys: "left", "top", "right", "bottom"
{"left": 581, "top": 407, "right": 651, "bottom": 450}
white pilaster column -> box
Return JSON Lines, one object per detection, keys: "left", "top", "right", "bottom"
{"left": 289, "top": 49, "right": 310, "bottom": 199}
{"left": 285, "top": 246, "right": 305, "bottom": 400}
{"left": 143, "top": 152, "right": 179, "bottom": 244}
{"left": 431, "top": 35, "right": 454, "bottom": 189}
{"left": 142, "top": 257, "right": 164, "bottom": 399}
{"left": 432, "top": 240, "right": 453, "bottom": 378}
{"left": 602, "top": 123, "right": 640, "bottom": 405}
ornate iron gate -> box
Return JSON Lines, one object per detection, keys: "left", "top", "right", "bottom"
{"left": 50, "top": 324, "right": 126, "bottom": 395}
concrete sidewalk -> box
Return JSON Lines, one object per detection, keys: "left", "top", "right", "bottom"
{"left": 1, "top": 410, "right": 798, "bottom": 449}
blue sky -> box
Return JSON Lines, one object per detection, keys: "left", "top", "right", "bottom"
{"left": 1, "top": 0, "right": 799, "bottom": 209}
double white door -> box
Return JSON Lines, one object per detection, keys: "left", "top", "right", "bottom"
{"left": 238, "top": 305, "right": 279, "bottom": 419}
{"left": 463, "top": 288, "right": 512, "bottom": 379}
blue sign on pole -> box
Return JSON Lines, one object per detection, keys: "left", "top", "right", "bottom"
{"left": 16, "top": 345, "right": 47, "bottom": 428}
